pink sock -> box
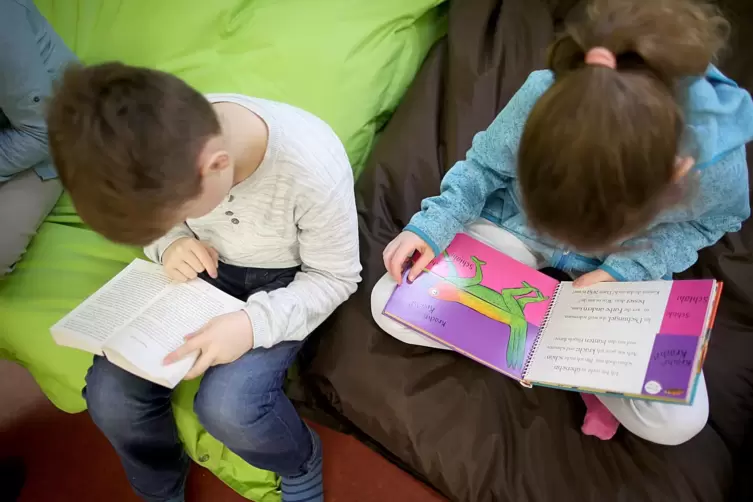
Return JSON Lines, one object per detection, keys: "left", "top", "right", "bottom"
{"left": 580, "top": 393, "right": 620, "bottom": 440}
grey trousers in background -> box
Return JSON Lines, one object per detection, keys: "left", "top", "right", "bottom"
{"left": 0, "top": 169, "right": 62, "bottom": 276}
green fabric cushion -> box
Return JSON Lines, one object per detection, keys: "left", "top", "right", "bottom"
{"left": 38, "top": 0, "right": 445, "bottom": 177}
{"left": 0, "top": 1, "right": 446, "bottom": 499}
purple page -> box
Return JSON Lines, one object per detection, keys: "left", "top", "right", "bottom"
{"left": 641, "top": 334, "right": 701, "bottom": 402}
{"left": 640, "top": 280, "right": 717, "bottom": 401}
{"left": 383, "top": 234, "right": 559, "bottom": 380}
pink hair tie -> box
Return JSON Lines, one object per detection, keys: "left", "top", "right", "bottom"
{"left": 585, "top": 47, "right": 617, "bottom": 69}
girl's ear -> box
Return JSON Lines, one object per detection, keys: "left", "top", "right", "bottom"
{"left": 673, "top": 156, "right": 695, "bottom": 182}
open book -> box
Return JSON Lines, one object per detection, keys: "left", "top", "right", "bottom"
{"left": 51, "top": 259, "right": 244, "bottom": 388}
{"left": 383, "top": 234, "right": 721, "bottom": 404}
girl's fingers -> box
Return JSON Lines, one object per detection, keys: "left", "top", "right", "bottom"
{"left": 573, "top": 269, "right": 615, "bottom": 288}
{"left": 389, "top": 242, "right": 414, "bottom": 284}
{"left": 382, "top": 239, "right": 399, "bottom": 273}
{"left": 382, "top": 238, "right": 396, "bottom": 258}
{"left": 572, "top": 275, "right": 591, "bottom": 288}
{"left": 408, "top": 249, "right": 434, "bottom": 282}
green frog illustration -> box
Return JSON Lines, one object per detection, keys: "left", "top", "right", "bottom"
{"left": 427, "top": 252, "right": 548, "bottom": 369}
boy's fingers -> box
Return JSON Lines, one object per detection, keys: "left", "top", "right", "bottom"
{"left": 182, "top": 251, "right": 206, "bottom": 275}
{"left": 164, "top": 335, "right": 203, "bottom": 364}
{"left": 166, "top": 267, "right": 189, "bottom": 282}
{"left": 207, "top": 247, "right": 220, "bottom": 266}
{"left": 183, "top": 331, "right": 200, "bottom": 341}
{"left": 408, "top": 250, "right": 433, "bottom": 282}
{"left": 184, "top": 353, "right": 214, "bottom": 380}
{"left": 194, "top": 246, "right": 218, "bottom": 279}
{"left": 176, "top": 262, "right": 198, "bottom": 281}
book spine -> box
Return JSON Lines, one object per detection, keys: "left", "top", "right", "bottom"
{"left": 522, "top": 283, "right": 562, "bottom": 383}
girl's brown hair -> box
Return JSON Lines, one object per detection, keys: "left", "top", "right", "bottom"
{"left": 518, "top": 0, "right": 729, "bottom": 252}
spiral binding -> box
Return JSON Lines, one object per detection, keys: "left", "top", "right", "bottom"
{"left": 521, "top": 283, "right": 563, "bottom": 385}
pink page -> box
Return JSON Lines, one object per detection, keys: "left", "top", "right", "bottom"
{"left": 426, "top": 233, "right": 559, "bottom": 328}
{"left": 386, "top": 233, "right": 560, "bottom": 379}
{"left": 659, "top": 280, "right": 715, "bottom": 336}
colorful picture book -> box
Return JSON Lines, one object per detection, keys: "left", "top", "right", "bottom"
{"left": 383, "top": 234, "right": 721, "bottom": 404}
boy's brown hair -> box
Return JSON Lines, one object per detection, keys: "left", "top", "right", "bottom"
{"left": 47, "top": 63, "right": 221, "bottom": 245}
{"left": 518, "top": 0, "right": 729, "bottom": 251}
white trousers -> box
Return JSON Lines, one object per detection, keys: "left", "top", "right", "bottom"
{"left": 0, "top": 169, "right": 62, "bottom": 276}
{"left": 371, "top": 219, "right": 708, "bottom": 446}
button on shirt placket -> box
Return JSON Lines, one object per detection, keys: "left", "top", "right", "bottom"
{"left": 226, "top": 196, "right": 239, "bottom": 225}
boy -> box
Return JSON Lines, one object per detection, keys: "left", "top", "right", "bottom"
{"left": 47, "top": 62, "right": 362, "bottom": 502}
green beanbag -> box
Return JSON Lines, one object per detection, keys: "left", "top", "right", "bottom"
{"left": 0, "top": 1, "right": 446, "bottom": 499}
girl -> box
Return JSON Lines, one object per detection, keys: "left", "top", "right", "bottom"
{"left": 372, "top": 0, "right": 753, "bottom": 445}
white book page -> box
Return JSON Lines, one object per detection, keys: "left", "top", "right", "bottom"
{"left": 525, "top": 281, "right": 673, "bottom": 394}
{"left": 50, "top": 260, "right": 173, "bottom": 354}
{"left": 103, "top": 277, "right": 245, "bottom": 387}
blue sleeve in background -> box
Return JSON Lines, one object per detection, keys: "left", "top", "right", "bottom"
{"left": 0, "top": 0, "right": 77, "bottom": 180}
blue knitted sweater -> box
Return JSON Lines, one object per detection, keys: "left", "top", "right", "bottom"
{"left": 406, "top": 67, "right": 753, "bottom": 281}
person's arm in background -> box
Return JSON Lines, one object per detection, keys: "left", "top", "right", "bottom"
{"left": 600, "top": 148, "right": 751, "bottom": 281}
{"left": 405, "top": 71, "right": 554, "bottom": 256}
{"left": 0, "top": 1, "right": 56, "bottom": 178}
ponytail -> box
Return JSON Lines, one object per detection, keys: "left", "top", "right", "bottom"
{"left": 548, "top": 0, "right": 729, "bottom": 87}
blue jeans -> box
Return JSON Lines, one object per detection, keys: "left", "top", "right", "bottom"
{"left": 84, "top": 263, "right": 316, "bottom": 502}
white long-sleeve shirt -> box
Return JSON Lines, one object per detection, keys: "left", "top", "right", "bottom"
{"left": 144, "top": 94, "right": 361, "bottom": 348}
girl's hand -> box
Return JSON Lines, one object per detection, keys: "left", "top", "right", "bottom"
{"left": 573, "top": 269, "right": 617, "bottom": 288}
{"left": 383, "top": 231, "right": 436, "bottom": 284}
{"left": 163, "top": 311, "right": 254, "bottom": 380}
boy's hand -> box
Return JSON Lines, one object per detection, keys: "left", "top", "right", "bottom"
{"left": 162, "top": 237, "right": 219, "bottom": 282}
{"left": 163, "top": 311, "right": 254, "bottom": 380}
{"left": 573, "top": 269, "right": 617, "bottom": 288}
{"left": 383, "top": 231, "right": 436, "bottom": 284}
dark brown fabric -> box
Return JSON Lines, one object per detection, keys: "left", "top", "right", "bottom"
{"left": 300, "top": 1, "right": 753, "bottom": 500}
